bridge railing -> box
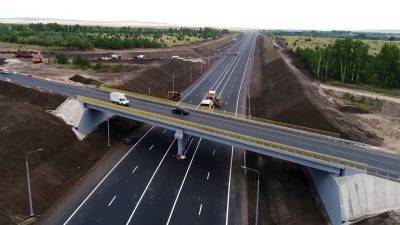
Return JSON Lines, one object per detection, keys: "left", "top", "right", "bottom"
{"left": 78, "top": 95, "right": 367, "bottom": 172}
{"left": 99, "top": 86, "right": 340, "bottom": 138}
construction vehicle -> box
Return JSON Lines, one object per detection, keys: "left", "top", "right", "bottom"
{"left": 31, "top": 52, "right": 42, "bottom": 63}
{"left": 200, "top": 90, "right": 223, "bottom": 110}
{"left": 168, "top": 91, "right": 181, "bottom": 101}
{"left": 15, "top": 49, "right": 34, "bottom": 58}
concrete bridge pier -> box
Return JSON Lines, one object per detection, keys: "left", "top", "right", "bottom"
{"left": 175, "top": 129, "right": 189, "bottom": 159}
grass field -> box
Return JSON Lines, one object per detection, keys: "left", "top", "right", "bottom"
{"left": 279, "top": 35, "right": 400, "bottom": 55}
{"left": 327, "top": 80, "right": 400, "bottom": 97}
{"left": 0, "top": 41, "right": 66, "bottom": 51}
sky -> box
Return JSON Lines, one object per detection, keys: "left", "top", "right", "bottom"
{"left": 1, "top": 0, "right": 399, "bottom": 30}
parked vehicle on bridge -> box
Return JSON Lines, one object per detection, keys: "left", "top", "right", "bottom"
{"left": 110, "top": 92, "right": 130, "bottom": 106}
{"left": 171, "top": 107, "right": 189, "bottom": 116}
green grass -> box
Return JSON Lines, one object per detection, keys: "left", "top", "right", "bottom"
{"left": 279, "top": 35, "right": 400, "bottom": 55}
{"left": 0, "top": 41, "right": 65, "bottom": 51}
{"left": 159, "top": 35, "right": 203, "bottom": 47}
{"left": 200, "top": 33, "right": 240, "bottom": 50}
{"left": 327, "top": 80, "right": 400, "bottom": 97}
{"left": 342, "top": 92, "right": 382, "bottom": 112}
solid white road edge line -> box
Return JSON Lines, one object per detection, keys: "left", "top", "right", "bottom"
{"left": 63, "top": 126, "right": 155, "bottom": 225}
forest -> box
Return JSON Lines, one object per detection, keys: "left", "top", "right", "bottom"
{"left": 0, "top": 23, "right": 228, "bottom": 50}
{"left": 274, "top": 36, "right": 400, "bottom": 89}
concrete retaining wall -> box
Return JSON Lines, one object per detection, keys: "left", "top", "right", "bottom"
{"left": 310, "top": 168, "right": 400, "bottom": 225}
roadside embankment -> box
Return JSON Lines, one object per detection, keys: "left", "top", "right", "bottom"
{"left": 0, "top": 81, "right": 140, "bottom": 225}
{"left": 246, "top": 35, "right": 329, "bottom": 225}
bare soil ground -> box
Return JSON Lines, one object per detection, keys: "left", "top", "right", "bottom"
{"left": 0, "top": 81, "right": 141, "bottom": 224}
{"left": 352, "top": 210, "right": 400, "bottom": 225}
{"left": 246, "top": 35, "right": 330, "bottom": 225}
{"left": 112, "top": 58, "right": 207, "bottom": 97}
{"left": 320, "top": 85, "right": 400, "bottom": 152}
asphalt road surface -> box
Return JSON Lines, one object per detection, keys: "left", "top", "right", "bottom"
{"left": 2, "top": 32, "right": 256, "bottom": 225}
{"left": 2, "top": 32, "right": 400, "bottom": 224}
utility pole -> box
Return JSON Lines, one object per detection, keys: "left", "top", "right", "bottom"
{"left": 214, "top": 48, "right": 216, "bottom": 64}
{"left": 148, "top": 82, "right": 151, "bottom": 96}
{"left": 241, "top": 166, "right": 260, "bottom": 225}
{"left": 26, "top": 148, "right": 47, "bottom": 218}
{"left": 107, "top": 118, "right": 110, "bottom": 148}
{"left": 190, "top": 65, "right": 192, "bottom": 83}
{"left": 172, "top": 72, "right": 175, "bottom": 92}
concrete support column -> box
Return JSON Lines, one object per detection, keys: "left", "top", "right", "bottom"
{"left": 175, "top": 129, "right": 188, "bottom": 159}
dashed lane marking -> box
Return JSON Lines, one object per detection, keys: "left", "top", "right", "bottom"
{"left": 108, "top": 195, "right": 116, "bottom": 207}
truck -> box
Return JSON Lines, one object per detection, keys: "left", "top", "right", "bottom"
{"left": 110, "top": 92, "right": 130, "bottom": 106}
{"left": 31, "top": 52, "right": 42, "bottom": 63}
{"left": 168, "top": 91, "right": 181, "bottom": 101}
{"left": 15, "top": 49, "right": 33, "bottom": 58}
{"left": 200, "top": 90, "right": 223, "bottom": 110}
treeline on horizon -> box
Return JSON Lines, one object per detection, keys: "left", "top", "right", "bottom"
{"left": 269, "top": 30, "right": 400, "bottom": 41}
{"left": 0, "top": 23, "right": 229, "bottom": 50}
{"left": 276, "top": 37, "right": 400, "bottom": 89}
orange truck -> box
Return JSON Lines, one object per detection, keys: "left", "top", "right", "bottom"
{"left": 31, "top": 52, "right": 42, "bottom": 63}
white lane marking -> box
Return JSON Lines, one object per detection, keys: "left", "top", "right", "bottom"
{"left": 166, "top": 139, "right": 202, "bottom": 225}
{"left": 132, "top": 166, "right": 138, "bottom": 174}
{"left": 225, "top": 101, "right": 228, "bottom": 105}
{"left": 236, "top": 34, "right": 256, "bottom": 116}
{"left": 212, "top": 149, "right": 215, "bottom": 156}
{"left": 125, "top": 139, "right": 176, "bottom": 225}
{"left": 225, "top": 147, "right": 234, "bottom": 225}
{"left": 63, "top": 126, "right": 155, "bottom": 225}
{"left": 162, "top": 129, "right": 167, "bottom": 134}
{"left": 206, "top": 172, "right": 210, "bottom": 180}
{"left": 149, "top": 145, "right": 154, "bottom": 151}
{"left": 108, "top": 195, "right": 116, "bottom": 207}
{"left": 198, "top": 203, "right": 203, "bottom": 216}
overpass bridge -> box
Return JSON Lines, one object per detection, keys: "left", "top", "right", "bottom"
{"left": 76, "top": 86, "right": 400, "bottom": 182}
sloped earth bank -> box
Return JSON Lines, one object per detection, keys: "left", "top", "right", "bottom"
{"left": 0, "top": 81, "right": 141, "bottom": 224}
{"left": 245, "top": 35, "right": 333, "bottom": 225}
{"left": 112, "top": 58, "right": 206, "bottom": 97}
{"left": 352, "top": 210, "right": 400, "bottom": 225}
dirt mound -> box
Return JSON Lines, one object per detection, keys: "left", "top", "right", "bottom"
{"left": 352, "top": 210, "right": 400, "bottom": 225}
{"left": 250, "top": 36, "right": 340, "bottom": 133}
{"left": 339, "top": 105, "right": 370, "bottom": 114}
{"left": 278, "top": 48, "right": 383, "bottom": 145}
{"left": 113, "top": 59, "right": 205, "bottom": 98}
{"left": 69, "top": 74, "right": 102, "bottom": 86}
{"left": 0, "top": 81, "right": 140, "bottom": 224}
{"left": 0, "top": 81, "right": 65, "bottom": 108}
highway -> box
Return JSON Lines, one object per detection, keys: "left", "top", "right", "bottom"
{"left": 1, "top": 34, "right": 400, "bottom": 179}
{"left": 2, "top": 31, "right": 400, "bottom": 224}
{"left": 11, "top": 32, "right": 255, "bottom": 225}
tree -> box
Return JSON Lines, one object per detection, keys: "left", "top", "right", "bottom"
{"left": 377, "top": 43, "right": 400, "bottom": 88}
{"left": 72, "top": 55, "right": 90, "bottom": 68}
{"left": 55, "top": 52, "right": 68, "bottom": 64}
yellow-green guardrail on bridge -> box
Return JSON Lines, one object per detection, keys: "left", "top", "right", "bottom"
{"left": 78, "top": 95, "right": 366, "bottom": 172}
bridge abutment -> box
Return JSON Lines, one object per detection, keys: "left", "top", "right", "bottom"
{"left": 77, "top": 106, "right": 111, "bottom": 135}
{"left": 309, "top": 168, "right": 400, "bottom": 225}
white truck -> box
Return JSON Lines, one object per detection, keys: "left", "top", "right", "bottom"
{"left": 110, "top": 92, "right": 130, "bottom": 106}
